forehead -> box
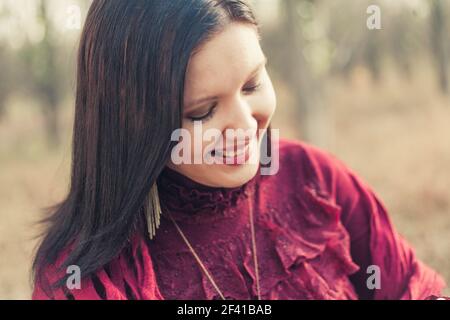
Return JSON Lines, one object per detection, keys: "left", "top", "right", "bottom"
{"left": 184, "top": 23, "right": 263, "bottom": 100}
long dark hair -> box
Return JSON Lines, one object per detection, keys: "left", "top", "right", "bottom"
{"left": 32, "top": 0, "right": 259, "bottom": 289}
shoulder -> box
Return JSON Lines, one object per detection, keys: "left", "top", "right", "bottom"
{"left": 274, "top": 138, "right": 355, "bottom": 190}
{"left": 270, "top": 138, "right": 374, "bottom": 211}
{"left": 32, "top": 234, "right": 163, "bottom": 300}
{"left": 277, "top": 138, "right": 349, "bottom": 177}
{"left": 32, "top": 242, "right": 114, "bottom": 300}
{"left": 274, "top": 138, "right": 384, "bottom": 231}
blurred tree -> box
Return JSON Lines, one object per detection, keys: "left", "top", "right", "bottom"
{"left": 389, "top": 12, "right": 415, "bottom": 80}
{"left": 430, "top": 0, "right": 449, "bottom": 94}
{"left": 262, "top": 0, "right": 326, "bottom": 144}
{"left": 0, "top": 5, "right": 12, "bottom": 120}
{"left": 363, "top": 26, "right": 382, "bottom": 82}
{"left": 20, "top": 0, "right": 65, "bottom": 147}
{"left": 0, "top": 45, "right": 10, "bottom": 120}
{"left": 326, "top": 1, "right": 368, "bottom": 80}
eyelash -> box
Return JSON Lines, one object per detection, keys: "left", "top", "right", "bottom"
{"left": 188, "top": 104, "right": 218, "bottom": 122}
{"left": 187, "top": 82, "right": 262, "bottom": 123}
{"left": 243, "top": 82, "right": 262, "bottom": 94}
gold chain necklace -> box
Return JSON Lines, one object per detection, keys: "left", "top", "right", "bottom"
{"left": 165, "top": 193, "right": 261, "bottom": 300}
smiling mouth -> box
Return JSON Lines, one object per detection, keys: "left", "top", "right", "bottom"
{"left": 209, "top": 137, "right": 258, "bottom": 166}
{"left": 206, "top": 130, "right": 260, "bottom": 164}
{"left": 212, "top": 143, "right": 250, "bottom": 159}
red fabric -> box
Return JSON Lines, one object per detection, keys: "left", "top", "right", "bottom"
{"left": 32, "top": 139, "right": 446, "bottom": 300}
{"left": 32, "top": 235, "right": 163, "bottom": 300}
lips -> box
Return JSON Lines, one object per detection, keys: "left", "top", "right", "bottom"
{"left": 213, "top": 143, "right": 250, "bottom": 158}
{"left": 205, "top": 130, "right": 259, "bottom": 165}
{"left": 207, "top": 137, "right": 257, "bottom": 166}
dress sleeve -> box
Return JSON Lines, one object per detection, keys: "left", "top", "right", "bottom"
{"left": 302, "top": 143, "right": 447, "bottom": 300}
{"left": 32, "top": 266, "right": 127, "bottom": 300}
{"left": 32, "top": 235, "right": 164, "bottom": 300}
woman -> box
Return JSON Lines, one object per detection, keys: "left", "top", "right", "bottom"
{"left": 32, "top": 0, "right": 446, "bottom": 300}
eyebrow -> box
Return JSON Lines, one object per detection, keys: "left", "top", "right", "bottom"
{"left": 185, "top": 55, "right": 268, "bottom": 110}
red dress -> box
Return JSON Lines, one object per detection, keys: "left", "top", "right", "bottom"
{"left": 32, "top": 139, "right": 447, "bottom": 300}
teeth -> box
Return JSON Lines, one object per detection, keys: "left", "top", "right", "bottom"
{"left": 216, "top": 144, "right": 248, "bottom": 158}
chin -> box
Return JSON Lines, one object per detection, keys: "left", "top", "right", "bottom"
{"left": 214, "top": 160, "right": 260, "bottom": 188}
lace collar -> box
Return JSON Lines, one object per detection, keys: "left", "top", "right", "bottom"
{"left": 156, "top": 166, "right": 260, "bottom": 223}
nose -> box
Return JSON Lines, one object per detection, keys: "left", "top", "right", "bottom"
{"left": 226, "top": 96, "right": 258, "bottom": 132}
{"left": 223, "top": 96, "right": 259, "bottom": 145}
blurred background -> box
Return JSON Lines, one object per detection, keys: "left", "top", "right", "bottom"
{"left": 0, "top": 0, "right": 449, "bottom": 299}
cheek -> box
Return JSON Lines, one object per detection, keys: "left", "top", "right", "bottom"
{"left": 257, "top": 80, "right": 277, "bottom": 124}
{"left": 182, "top": 122, "right": 224, "bottom": 158}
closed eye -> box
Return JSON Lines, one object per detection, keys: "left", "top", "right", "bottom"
{"left": 187, "top": 104, "right": 218, "bottom": 122}
{"left": 242, "top": 82, "right": 261, "bottom": 94}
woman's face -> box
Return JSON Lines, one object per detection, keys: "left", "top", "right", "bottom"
{"left": 167, "top": 22, "right": 277, "bottom": 188}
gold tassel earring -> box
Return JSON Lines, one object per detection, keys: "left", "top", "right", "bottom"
{"left": 147, "top": 183, "right": 162, "bottom": 240}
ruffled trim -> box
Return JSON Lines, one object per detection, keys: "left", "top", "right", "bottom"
{"left": 156, "top": 167, "right": 259, "bottom": 223}
{"left": 258, "top": 183, "right": 359, "bottom": 299}
{"left": 161, "top": 181, "right": 361, "bottom": 300}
